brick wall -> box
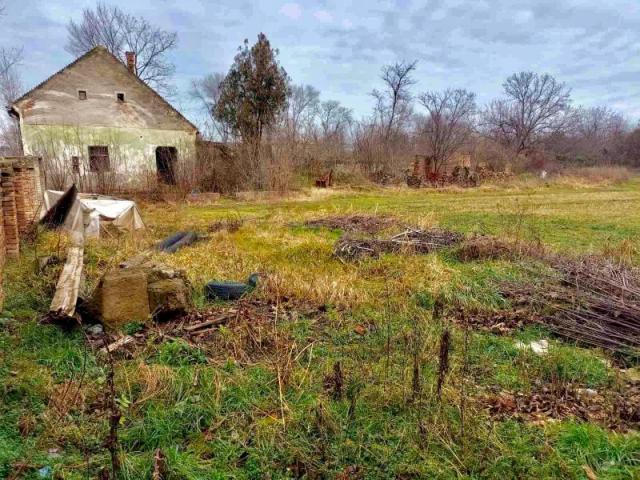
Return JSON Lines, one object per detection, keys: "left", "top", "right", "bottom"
{"left": 13, "top": 164, "right": 39, "bottom": 234}
{"left": 0, "top": 156, "right": 43, "bottom": 311}
{"left": 1, "top": 168, "right": 19, "bottom": 258}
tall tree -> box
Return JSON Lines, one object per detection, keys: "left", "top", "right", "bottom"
{"left": 418, "top": 89, "right": 476, "bottom": 173}
{"left": 66, "top": 2, "right": 177, "bottom": 93}
{"left": 483, "top": 72, "right": 571, "bottom": 154}
{"left": 189, "top": 72, "right": 229, "bottom": 141}
{"left": 215, "top": 33, "right": 289, "bottom": 184}
{"left": 372, "top": 60, "right": 418, "bottom": 141}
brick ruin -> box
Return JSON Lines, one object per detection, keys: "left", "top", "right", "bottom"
{"left": 0, "top": 157, "right": 43, "bottom": 310}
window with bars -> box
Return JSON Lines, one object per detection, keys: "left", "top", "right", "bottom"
{"left": 78, "top": 90, "right": 87, "bottom": 100}
{"left": 88, "top": 146, "right": 110, "bottom": 172}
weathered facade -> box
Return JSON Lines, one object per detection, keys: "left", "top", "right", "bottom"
{"left": 9, "top": 46, "right": 198, "bottom": 190}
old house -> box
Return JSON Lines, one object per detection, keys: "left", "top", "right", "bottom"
{"left": 8, "top": 46, "right": 198, "bottom": 190}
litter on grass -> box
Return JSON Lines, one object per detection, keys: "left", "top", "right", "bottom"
{"left": 156, "top": 231, "right": 200, "bottom": 253}
{"left": 41, "top": 188, "right": 144, "bottom": 237}
{"left": 204, "top": 273, "right": 259, "bottom": 301}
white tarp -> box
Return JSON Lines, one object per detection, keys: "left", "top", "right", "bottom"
{"left": 42, "top": 190, "right": 145, "bottom": 238}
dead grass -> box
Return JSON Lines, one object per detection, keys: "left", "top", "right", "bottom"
{"left": 455, "top": 235, "right": 546, "bottom": 262}
{"left": 559, "top": 166, "right": 633, "bottom": 184}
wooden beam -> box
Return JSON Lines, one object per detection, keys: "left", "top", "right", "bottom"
{"left": 44, "top": 231, "right": 85, "bottom": 324}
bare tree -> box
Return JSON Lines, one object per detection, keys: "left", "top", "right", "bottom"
{"left": 0, "top": 3, "right": 23, "bottom": 153}
{"left": 624, "top": 125, "right": 640, "bottom": 167}
{"left": 189, "top": 73, "right": 230, "bottom": 141}
{"left": 372, "top": 60, "right": 418, "bottom": 141}
{"left": 284, "top": 84, "right": 320, "bottom": 141}
{"left": 418, "top": 89, "right": 476, "bottom": 173}
{"left": 483, "top": 72, "right": 571, "bottom": 154}
{"left": 574, "top": 106, "right": 625, "bottom": 141}
{"left": 319, "top": 100, "right": 352, "bottom": 140}
{"left": 66, "top": 2, "right": 177, "bottom": 93}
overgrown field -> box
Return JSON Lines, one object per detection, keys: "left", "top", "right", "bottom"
{"left": 2, "top": 179, "right": 640, "bottom": 479}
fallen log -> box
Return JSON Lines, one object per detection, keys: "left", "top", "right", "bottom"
{"left": 42, "top": 231, "right": 85, "bottom": 325}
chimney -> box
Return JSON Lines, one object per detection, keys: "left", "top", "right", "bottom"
{"left": 125, "top": 51, "right": 136, "bottom": 75}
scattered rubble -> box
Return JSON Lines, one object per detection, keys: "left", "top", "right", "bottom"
{"left": 304, "top": 214, "right": 398, "bottom": 235}
{"left": 334, "top": 228, "right": 463, "bottom": 261}
{"left": 85, "top": 258, "right": 191, "bottom": 328}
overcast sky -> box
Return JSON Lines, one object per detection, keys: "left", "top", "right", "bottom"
{"left": 3, "top": 0, "right": 640, "bottom": 126}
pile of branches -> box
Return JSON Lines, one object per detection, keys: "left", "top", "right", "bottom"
{"left": 96, "top": 299, "right": 326, "bottom": 365}
{"left": 501, "top": 257, "right": 640, "bottom": 357}
{"left": 304, "top": 214, "right": 398, "bottom": 235}
{"left": 334, "top": 228, "right": 464, "bottom": 261}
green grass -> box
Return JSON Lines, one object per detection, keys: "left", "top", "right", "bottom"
{"left": 2, "top": 179, "right": 639, "bottom": 478}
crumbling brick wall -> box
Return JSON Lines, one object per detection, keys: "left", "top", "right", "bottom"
{"left": 13, "top": 161, "right": 40, "bottom": 234}
{"left": 0, "top": 157, "right": 44, "bottom": 310}
{"left": 1, "top": 168, "right": 19, "bottom": 258}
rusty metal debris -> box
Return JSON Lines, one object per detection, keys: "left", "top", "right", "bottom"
{"left": 314, "top": 169, "right": 333, "bottom": 188}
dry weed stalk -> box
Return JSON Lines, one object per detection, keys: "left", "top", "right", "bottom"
{"left": 437, "top": 329, "right": 451, "bottom": 400}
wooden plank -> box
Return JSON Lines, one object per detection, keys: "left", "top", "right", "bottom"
{"left": 46, "top": 231, "right": 85, "bottom": 323}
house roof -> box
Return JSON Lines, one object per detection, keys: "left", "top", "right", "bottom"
{"left": 10, "top": 45, "right": 198, "bottom": 133}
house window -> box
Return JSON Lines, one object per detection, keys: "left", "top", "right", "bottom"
{"left": 116, "top": 92, "right": 125, "bottom": 103}
{"left": 78, "top": 90, "right": 87, "bottom": 100}
{"left": 88, "top": 146, "right": 110, "bottom": 172}
{"left": 71, "top": 156, "right": 80, "bottom": 174}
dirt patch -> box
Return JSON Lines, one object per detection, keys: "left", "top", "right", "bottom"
{"left": 480, "top": 380, "right": 640, "bottom": 432}
{"left": 304, "top": 214, "right": 398, "bottom": 235}
{"left": 334, "top": 228, "right": 464, "bottom": 261}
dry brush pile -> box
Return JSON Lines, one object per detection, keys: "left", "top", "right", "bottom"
{"left": 334, "top": 228, "right": 464, "bottom": 262}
